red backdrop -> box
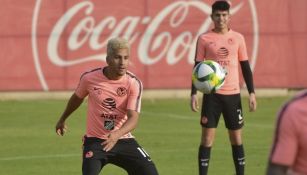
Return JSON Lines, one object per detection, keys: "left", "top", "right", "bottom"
{"left": 0, "top": 0, "right": 306, "bottom": 91}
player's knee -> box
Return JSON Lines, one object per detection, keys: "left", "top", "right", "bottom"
{"left": 230, "top": 138, "right": 242, "bottom": 145}
{"left": 201, "top": 137, "right": 214, "bottom": 147}
{"left": 228, "top": 130, "right": 242, "bottom": 145}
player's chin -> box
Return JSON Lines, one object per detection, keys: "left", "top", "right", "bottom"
{"left": 117, "top": 69, "right": 127, "bottom": 76}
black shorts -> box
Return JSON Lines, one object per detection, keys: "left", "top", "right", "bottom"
{"left": 82, "top": 137, "right": 159, "bottom": 175}
{"left": 200, "top": 93, "right": 243, "bottom": 130}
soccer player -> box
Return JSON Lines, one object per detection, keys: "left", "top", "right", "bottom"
{"left": 55, "top": 38, "right": 159, "bottom": 175}
{"left": 266, "top": 90, "right": 307, "bottom": 175}
{"left": 190, "top": 1, "right": 257, "bottom": 175}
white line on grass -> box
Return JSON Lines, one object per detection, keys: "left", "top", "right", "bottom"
{"left": 142, "top": 111, "right": 197, "bottom": 120}
{"left": 142, "top": 111, "right": 273, "bottom": 129}
{"left": 0, "top": 146, "right": 269, "bottom": 161}
{"left": 0, "top": 112, "right": 271, "bottom": 161}
{"left": 0, "top": 153, "right": 79, "bottom": 161}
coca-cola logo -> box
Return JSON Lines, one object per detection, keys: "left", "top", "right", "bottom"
{"left": 32, "top": 0, "right": 258, "bottom": 90}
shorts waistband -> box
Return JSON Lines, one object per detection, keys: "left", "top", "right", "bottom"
{"left": 83, "top": 136, "right": 135, "bottom": 144}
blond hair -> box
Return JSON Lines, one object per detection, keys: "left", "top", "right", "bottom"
{"left": 107, "top": 38, "right": 130, "bottom": 56}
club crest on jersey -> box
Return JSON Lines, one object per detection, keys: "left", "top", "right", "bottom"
{"left": 104, "top": 119, "right": 115, "bottom": 130}
{"left": 228, "top": 38, "right": 234, "bottom": 45}
{"left": 117, "top": 87, "right": 127, "bottom": 97}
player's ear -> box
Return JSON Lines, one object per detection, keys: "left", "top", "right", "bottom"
{"left": 106, "top": 55, "right": 111, "bottom": 65}
{"left": 210, "top": 13, "right": 216, "bottom": 21}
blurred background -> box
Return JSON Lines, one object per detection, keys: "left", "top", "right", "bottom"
{"left": 0, "top": 0, "right": 306, "bottom": 94}
{"left": 1, "top": 1, "right": 307, "bottom": 175}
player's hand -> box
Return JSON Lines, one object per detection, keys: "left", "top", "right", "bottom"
{"left": 102, "top": 131, "right": 121, "bottom": 152}
{"left": 55, "top": 120, "right": 67, "bottom": 136}
{"left": 249, "top": 93, "right": 257, "bottom": 112}
{"left": 191, "top": 94, "right": 199, "bottom": 112}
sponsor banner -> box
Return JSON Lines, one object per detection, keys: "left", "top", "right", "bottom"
{"left": 0, "top": 0, "right": 306, "bottom": 91}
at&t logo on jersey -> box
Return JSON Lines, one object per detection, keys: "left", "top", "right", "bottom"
{"left": 102, "top": 98, "right": 116, "bottom": 111}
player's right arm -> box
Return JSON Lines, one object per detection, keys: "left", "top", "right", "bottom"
{"left": 191, "top": 35, "right": 204, "bottom": 112}
{"left": 56, "top": 72, "right": 88, "bottom": 136}
{"left": 191, "top": 61, "right": 200, "bottom": 112}
{"left": 55, "top": 93, "right": 84, "bottom": 136}
{"left": 191, "top": 34, "right": 207, "bottom": 112}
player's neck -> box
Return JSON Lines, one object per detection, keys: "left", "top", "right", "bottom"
{"left": 212, "top": 27, "right": 230, "bottom": 34}
{"left": 103, "top": 67, "right": 122, "bottom": 80}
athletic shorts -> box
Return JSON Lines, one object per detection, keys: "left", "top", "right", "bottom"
{"left": 200, "top": 93, "right": 243, "bottom": 130}
{"left": 82, "top": 137, "right": 159, "bottom": 175}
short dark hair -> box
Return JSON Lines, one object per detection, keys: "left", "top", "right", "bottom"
{"left": 212, "top": 1, "right": 230, "bottom": 13}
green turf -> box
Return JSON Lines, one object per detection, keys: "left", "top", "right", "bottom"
{"left": 0, "top": 96, "right": 290, "bottom": 175}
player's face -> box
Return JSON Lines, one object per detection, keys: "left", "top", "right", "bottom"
{"left": 107, "top": 48, "right": 129, "bottom": 78}
{"left": 211, "top": 10, "right": 230, "bottom": 31}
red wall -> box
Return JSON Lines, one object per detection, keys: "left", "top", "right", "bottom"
{"left": 0, "top": 0, "right": 306, "bottom": 91}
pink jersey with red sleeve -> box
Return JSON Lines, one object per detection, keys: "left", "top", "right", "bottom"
{"left": 195, "top": 29, "right": 248, "bottom": 95}
{"left": 270, "top": 90, "right": 307, "bottom": 174}
{"left": 75, "top": 67, "right": 143, "bottom": 140}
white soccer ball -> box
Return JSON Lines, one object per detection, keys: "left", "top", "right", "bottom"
{"left": 192, "top": 60, "right": 226, "bottom": 94}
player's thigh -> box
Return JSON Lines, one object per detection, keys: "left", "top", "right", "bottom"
{"left": 82, "top": 138, "right": 108, "bottom": 175}
{"left": 110, "top": 139, "right": 159, "bottom": 175}
{"left": 201, "top": 93, "right": 223, "bottom": 128}
{"left": 221, "top": 94, "right": 243, "bottom": 130}
{"left": 82, "top": 158, "right": 105, "bottom": 175}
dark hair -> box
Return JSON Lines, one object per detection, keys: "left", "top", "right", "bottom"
{"left": 212, "top": 1, "right": 230, "bottom": 13}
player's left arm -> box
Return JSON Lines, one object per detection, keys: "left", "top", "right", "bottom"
{"left": 102, "top": 109, "right": 139, "bottom": 152}
{"left": 240, "top": 60, "right": 257, "bottom": 111}
{"left": 113, "top": 109, "right": 139, "bottom": 138}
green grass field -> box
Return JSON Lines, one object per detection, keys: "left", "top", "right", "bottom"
{"left": 0, "top": 96, "right": 290, "bottom": 175}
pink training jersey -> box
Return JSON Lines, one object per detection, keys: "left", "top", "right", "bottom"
{"left": 75, "top": 67, "right": 143, "bottom": 140}
{"left": 195, "top": 29, "right": 248, "bottom": 95}
{"left": 270, "top": 90, "right": 307, "bottom": 175}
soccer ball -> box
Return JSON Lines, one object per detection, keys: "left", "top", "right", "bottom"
{"left": 192, "top": 60, "right": 226, "bottom": 94}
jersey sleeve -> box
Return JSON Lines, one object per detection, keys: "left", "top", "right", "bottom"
{"left": 238, "top": 34, "right": 248, "bottom": 61}
{"left": 195, "top": 36, "right": 205, "bottom": 62}
{"left": 270, "top": 106, "right": 299, "bottom": 166}
{"left": 75, "top": 74, "right": 89, "bottom": 98}
{"left": 127, "top": 78, "right": 143, "bottom": 113}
